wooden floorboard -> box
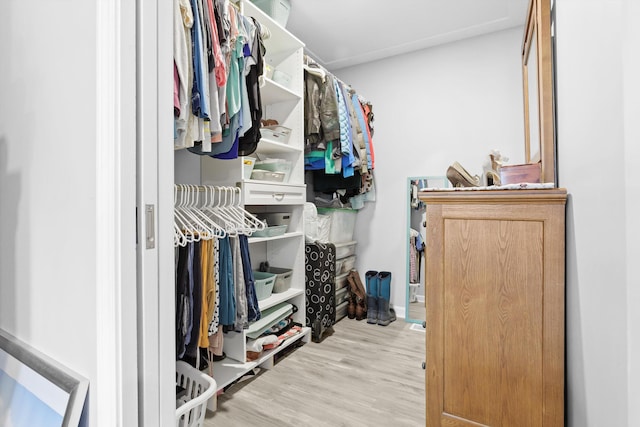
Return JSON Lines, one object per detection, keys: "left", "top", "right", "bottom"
{"left": 204, "top": 318, "right": 425, "bottom": 426}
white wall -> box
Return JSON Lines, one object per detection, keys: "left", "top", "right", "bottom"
{"left": 556, "top": 0, "right": 636, "bottom": 425}
{"left": 0, "top": 1, "right": 98, "bottom": 424}
{"left": 623, "top": 1, "right": 640, "bottom": 424}
{"left": 334, "top": 27, "right": 525, "bottom": 317}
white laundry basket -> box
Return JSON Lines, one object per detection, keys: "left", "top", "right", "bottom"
{"left": 176, "top": 360, "right": 217, "bottom": 427}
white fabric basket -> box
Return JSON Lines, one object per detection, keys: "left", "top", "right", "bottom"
{"left": 176, "top": 361, "right": 217, "bottom": 427}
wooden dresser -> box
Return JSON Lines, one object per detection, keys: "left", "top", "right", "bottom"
{"left": 419, "top": 188, "right": 567, "bottom": 427}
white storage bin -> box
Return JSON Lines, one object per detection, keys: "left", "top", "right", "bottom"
{"left": 176, "top": 361, "right": 217, "bottom": 426}
{"left": 261, "top": 125, "right": 291, "bottom": 144}
{"left": 250, "top": 169, "right": 286, "bottom": 182}
{"left": 334, "top": 241, "right": 357, "bottom": 259}
{"left": 316, "top": 207, "right": 357, "bottom": 243}
{"left": 252, "top": 0, "right": 291, "bottom": 27}
{"left": 258, "top": 212, "right": 291, "bottom": 229}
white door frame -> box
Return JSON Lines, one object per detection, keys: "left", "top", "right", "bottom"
{"left": 95, "top": 0, "right": 140, "bottom": 425}
{"left": 136, "top": 0, "right": 175, "bottom": 424}
{"left": 96, "top": 0, "right": 174, "bottom": 424}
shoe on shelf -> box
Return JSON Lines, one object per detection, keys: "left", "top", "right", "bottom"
{"left": 446, "top": 162, "right": 480, "bottom": 187}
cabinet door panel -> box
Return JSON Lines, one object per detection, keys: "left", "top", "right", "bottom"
{"left": 443, "top": 218, "right": 543, "bottom": 427}
{"left": 422, "top": 189, "right": 566, "bottom": 427}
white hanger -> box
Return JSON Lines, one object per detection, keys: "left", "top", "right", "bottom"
{"left": 204, "top": 186, "right": 238, "bottom": 236}
{"left": 231, "top": 187, "right": 265, "bottom": 234}
{"left": 225, "top": 187, "right": 253, "bottom": 235}
{"left": 174, "top": 186, "right": 190, "bottom": 246}
{"left": 186, "top": 185, "right": 227, "bottom": 239}
{"left": 175, "top": 185, "right": 208, "bottom": 242}
{"left": 174, "top": 185, "right": 197, "bottom": 245}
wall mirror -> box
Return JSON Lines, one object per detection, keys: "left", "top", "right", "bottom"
{"left": 522, "top": 0, "right": 557, "bottom": 185}
{"left": 405, "top": 176, "right": 449, "bottom": 325}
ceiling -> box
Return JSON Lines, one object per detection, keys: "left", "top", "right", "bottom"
{"left": 286, "top": 0, "right": 530, "bottom": 71}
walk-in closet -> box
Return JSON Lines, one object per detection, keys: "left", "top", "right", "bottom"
{"left": 3, "top": 0, "right": 637, "bottom": 426}
{"left": 171, "top": 1, "right": 385, "bottom": 422}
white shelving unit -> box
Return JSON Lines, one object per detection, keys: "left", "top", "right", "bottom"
{"left": 199, "top": 0, "right": 310, "bottom": 397}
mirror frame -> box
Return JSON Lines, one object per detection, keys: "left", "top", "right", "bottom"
{"left": 405, "top": 176, "right": 449, "bottom": 325}
{"left": 522, "top": 0, "right": 556, "bottom": 185}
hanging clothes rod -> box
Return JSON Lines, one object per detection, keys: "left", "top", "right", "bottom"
{"left": 173, "top": 185, "right": 266, "bottom": 247}
{"left": 303, "top": 53, "right": 370, "bottom": 104}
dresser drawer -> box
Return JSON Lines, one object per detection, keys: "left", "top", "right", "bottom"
{"left": 241, "top": 181, "right": 306, "bottom": 205}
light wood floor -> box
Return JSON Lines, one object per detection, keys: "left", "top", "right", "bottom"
{"left": 407, "top": 300, "right": 425, "bottom": 323}
{"left": 204, "top": 318, "right": 425, "bottom": 426}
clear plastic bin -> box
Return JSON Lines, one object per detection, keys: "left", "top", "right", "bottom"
{"left": 250, "top": 169, "right": 286, "bottom": 182}
{"left": 258, "top": 212, "right": 291, "bottom": 229}
{"left": 316, "top": 207, "right": 357, "bottom": 243}
{"left": 254, "top": 158, "right": 292, "bottom": 182}
{"left": 242, "top": 156, "right": 256, "bottom": 178}
{"left": 251, "top": 224, "right": 287, "bottom": 238}
{"left": 335, "top": 272, "right": 349, "bottom": 291}
{"left": 334, "top": 241, "right": 357, "bottom": 259}
{"left": 261, "top": 125, "right": 292, "bottom": 144}
{"left": 339, "top": 255, "right": 357, "bottom": 274}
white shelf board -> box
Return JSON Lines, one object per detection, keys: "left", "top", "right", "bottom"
{"left": 255, "top": 327, "right": 311, "bottom": 365}
{"left": 209, "top": 325, "right": 310, "bottom": 392}
{"left": 248, "top": 231, "right": 303, "bottom": 244}
{"left": 211, "top": 358, "right": 258, "bottom": 391}
{"left": 258, "top": 287, "right": 304, "bottom": 311}
{"left": 256, "top": 138, "right": 302, "bottom": 155}
{"left": 262, "top": 78, "right": 301, "bottom": 103}
{"left": 239, "top": 0, "right": 304, "bottom": 55}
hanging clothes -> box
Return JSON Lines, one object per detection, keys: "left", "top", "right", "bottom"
{"left": 231, "top": 236, "right": 248, "bottom": 330}
{"left": 174, "top": 0, "right": 194, "bottom": 149}
{"left": 184, "top": 240, "right": 202, "bottom": 360}
{"left": 409, "top": 229, "right": 425, "bottom": 284}
{"left": 217, "top": 235, "right": 236, "bottom": 327}
{"left": 238, "top": 17, "right": 265, "bottom": 156}
{"left": 239, "top": 235, "right": 261, "bottom": 323}
{"left": 198, "top": 239, "right": 216, "bottom": 348}
{"left": 176, "top": 242, "right": 194, "bottom": 359}
{"left": 208, "top": 237, "right": 221, "bottom": 335}
{"left": 302, "top": 54, "right": 377, "bottom": 201}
